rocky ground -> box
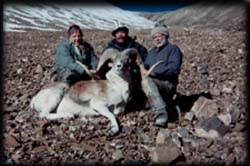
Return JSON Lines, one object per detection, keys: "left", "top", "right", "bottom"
{"left": 3, "top": 27, "right": 247, "bottom": 165}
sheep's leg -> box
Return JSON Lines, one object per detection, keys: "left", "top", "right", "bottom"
{"left": 30, "top": 87, "right": 65, "bottom": 118}
{"left": 90, "top": 100, "right": 119, "bottom": 136}
{"left": 113, "top": 105, "right": 125, "bottom": 115}
{"left": 44, "top": 96, "right": 79, "bottom": 120}
{"left": 39, "top": 92, "right": 64, "bottom": 118}
{"left": 44, "top": 112, "right": 75, "bottom": 120}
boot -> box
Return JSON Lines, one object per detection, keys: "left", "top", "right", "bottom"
{"left": 154, "top": 108, "right": 168, "bottom": 127}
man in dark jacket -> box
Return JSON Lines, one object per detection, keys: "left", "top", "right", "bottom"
{"left": 103, "top": 26, "right": 147, "bottom": 61}
{"left": 103, "top": 26, "right": 148, "bottom": 110}
{"left": 142, "top": 25, "right": 183, "bottom": 126}
{"left": 51, "top": 25, "right": 98, "bottom": 85}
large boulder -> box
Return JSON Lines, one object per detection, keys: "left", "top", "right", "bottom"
{"left": 190, "top": 96, "right": 219, "bottom": 120}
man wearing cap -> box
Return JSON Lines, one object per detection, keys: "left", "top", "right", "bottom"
{"left": 103, "top": 26, "right": 147, "bottom": 61}
{"left": 103, "top": 26, "right": 148, "bottom": 110}
{"left": 141, "top": 25, "right": 183, "bottom": 126}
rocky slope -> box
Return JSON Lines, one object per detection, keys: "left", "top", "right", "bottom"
{"left": 141, "top": 3, "right": 246, "bottom": 31}
{"left": 3, "top": 27, "right": 247, "bottom": 165}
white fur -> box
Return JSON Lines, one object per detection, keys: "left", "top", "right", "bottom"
{"left": 30, "top": 82, "right": 68, "bottom": 117}
{"left": 30, "top": 64, "right": 130, "bottom": 135}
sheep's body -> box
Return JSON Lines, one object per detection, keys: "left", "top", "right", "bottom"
{"left": 30, "top": 48, "right": 131, "bottom": 135}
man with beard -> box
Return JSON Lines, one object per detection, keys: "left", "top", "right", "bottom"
{"left": 103, "top": 26, "right": 148, "bottom": 111}
{"left": 103, "top": 26, "right": 147, "bottom": 61}
{"left": 142, "top": 25, "right": 183, "bottom": 126}
{"left": 51, "top": 24, "right": 98, "bottom": 85}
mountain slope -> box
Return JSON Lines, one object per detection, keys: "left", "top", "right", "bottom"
{"left": 141, "top": 3, "right": 246, "bottom": 31}
{"left": 3, "top": 2, "right": 155, "bottom": 32}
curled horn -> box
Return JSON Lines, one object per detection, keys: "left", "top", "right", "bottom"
{"left": 96, "top": 48, "right": 120, "bottom": 71}
{"left": 120, "top": 48, "right": 143, "bottom": 64}
{"left": 76, "top": 60, "right": 93, "bottom": 78}
{"left": 121, "top": 48, "right": 137, "bottom": 58}
{"left": 144, "top": 60, "right": 164, "bottom": 77}
{"left": 121, "top": 48, "right": 164, "bottom": 78}
{"left": 76, "top": 48, "right": 120, "bottom": 80}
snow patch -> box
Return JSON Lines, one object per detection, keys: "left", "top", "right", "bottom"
{"left": 3, "top": 3, "right": 155, "bottom": 32}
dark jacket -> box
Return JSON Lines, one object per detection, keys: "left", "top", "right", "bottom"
{"left": 103, "top": 36, "right": 148, "bottom": 61}
{"left": 54, "top": 38, "right": 98, "bottom": 76}
{"left": 144, "top": 42, "right": 183, "bottom": 85}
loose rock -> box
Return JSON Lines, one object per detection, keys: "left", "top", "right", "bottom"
{"left": 184, "top": 112, "right": 194, "bottom": 121}
{"left": 35, "top": 64, "right": 43, "bottom": 74}
{"left": 190, "top": 96, "right": 219, "bottom": 120}
{"left": 4, "top": 135, "right": 20, "bottom": 149}
{"left": 217, "top": 113, "right": 232, "bottom": 126}
{"left": 195, "top": 116, "right": 230, "bottom": 138}
{"left": 151, "top": 145, "right": 184, "bottom": 164}
{"left": 112, "top": 150, "right": 124, "bottom": 162}
{"left": 156, "top": 129, "right": 171, "bottom": 145}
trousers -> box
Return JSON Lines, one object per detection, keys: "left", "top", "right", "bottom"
{"left": 141, "top": 77, "right": 176, "bottom": 115}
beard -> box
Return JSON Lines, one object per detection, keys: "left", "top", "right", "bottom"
{"left": 153, "top": 38, "right": 167, "bottom": 48}
{"left": 115, "top": 35, "right": 127, "bottom": 44}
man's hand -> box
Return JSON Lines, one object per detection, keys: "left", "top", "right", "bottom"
{"left": 141, "top": 60, "right": 163, "bottom": 78}
{"left": 89, "top": 69, "right": 100, "bottom": 79}
{"left": 141, "top": 68, "right": 150, "bottom": 78}
{"left": 89, "top": 69, "right": 96, "bottom": 74}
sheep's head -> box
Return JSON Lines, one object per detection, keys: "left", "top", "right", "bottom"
{"left": 99, "top": 48, "right": 141, "bottom": 83}
{"left": 95, "top": 48, "right": 136, "bottom": 79}
{"left": 110, "top": 49, "right": 133, "bottom": 81}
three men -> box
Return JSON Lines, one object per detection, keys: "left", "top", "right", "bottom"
{"left": 53, "top": 24, "right": 183, "bottom": 127}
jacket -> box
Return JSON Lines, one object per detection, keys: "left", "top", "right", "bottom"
{"left": 103, "top": 37, "right": 148, "bottom": 61}
{"left": 144, "top": 42, "right": 183, "bottom": 85}
{"left": 55, "top": 38, "right": 98, "bottom": 75}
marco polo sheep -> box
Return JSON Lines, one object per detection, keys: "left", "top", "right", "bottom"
{"left": 30, "top": 48, "right": 162, "bottom": 135}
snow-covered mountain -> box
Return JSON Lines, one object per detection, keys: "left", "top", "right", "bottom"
{"left": 3, "top": 2, "right": 155, "bottom": 32}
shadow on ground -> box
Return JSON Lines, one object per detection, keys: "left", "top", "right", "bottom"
{"left": 124, "top": 89, "right": 212, "bottom": 123}
{"left": 168, "top": 91, "right": 212, "bottom": 122}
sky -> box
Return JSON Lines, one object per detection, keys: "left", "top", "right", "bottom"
{"left": 109, "top": 2, "right": 192, "bottom": 12}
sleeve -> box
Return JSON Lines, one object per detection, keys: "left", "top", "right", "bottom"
{"left": 152, "top": 45, "right": 183, "bottom": 77}
{"left": 89, "top": 49, "right": 99, "bottom": 70}
{"left": 55, "top": 43, "right": 85, "bottom": 75}
{"left": 143, "top": 53, "right": 151, "bottom": 70}
{"left": 139, "top": 45, "right": 148, "bottom": 62}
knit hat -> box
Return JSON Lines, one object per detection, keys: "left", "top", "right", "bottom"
{"left": 112, "top": 26, "right": 129, "bottom": 37}
{"left": 151, "top": 26, "right": 169, "bottom": 37}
